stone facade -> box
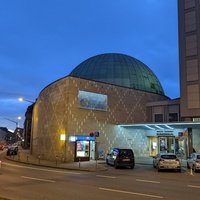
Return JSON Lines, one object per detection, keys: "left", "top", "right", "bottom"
{"left": 31, "top": 76, "right": 168, "bottom": 161}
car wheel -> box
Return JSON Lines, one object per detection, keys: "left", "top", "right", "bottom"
{"left": 130, "top": 165, "right": 134, "bottom": 169}
{"left": 156, "top": 164, "right": 161, "bottom": 172}
{"left": 187, "top": 163, "right": 190, "bottom": 169}
{"left": 153, "top": 162, "right": 156, "bottom": 168}
{"left": 106, "top": 159, "right": 109, "bottom": 165}
{"left": 114, "top": 161, "right": 118, "bottom": 169}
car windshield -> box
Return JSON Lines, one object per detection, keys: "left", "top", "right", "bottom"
{"left": 119, "top": 149, "right": 133, "bottom": 157}
{"left": 161, "top": 155, "right": 176, "bottom": 159}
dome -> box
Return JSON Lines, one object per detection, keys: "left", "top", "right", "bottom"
{"left": 70, "top": 53, "right": 164, "bottom": 95}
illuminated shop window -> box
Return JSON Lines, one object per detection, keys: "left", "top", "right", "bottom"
{"left": 76, "top": 141, "right": 89, "bottom": 157}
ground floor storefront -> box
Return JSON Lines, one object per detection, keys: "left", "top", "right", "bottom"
{"left": 119, "top": 122, "right": 200, "bottom": 159}
{"left": 65, "top": 123, "right": 200, "bottom": 162}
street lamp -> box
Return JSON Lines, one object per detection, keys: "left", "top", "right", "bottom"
{"left": 4, "top": 116, "right": 22, "bottom": 128}
{"left": 18, "top": 97, "right": 34, "bottom": 103}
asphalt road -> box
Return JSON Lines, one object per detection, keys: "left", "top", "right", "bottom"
{"left": 1, "top": 154, "right": 200, "bottom": 200}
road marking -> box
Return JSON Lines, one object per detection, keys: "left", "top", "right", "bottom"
{"left": 21, "top": 176, "right": 55, "bottom": 183}
{"left": 188, "top": 185, "right": 200, "bottom": 189}
{"left": 136, "top": 179, "right": 160, "bottom": 184}
{"left": 99, "top": 187, "right": 164, "bottom": 199}
{"left": 96, "top": 175, "right": 116, "bottom": 179}
{"left": 3, "top": 162, "right": 81, "bottom": 175}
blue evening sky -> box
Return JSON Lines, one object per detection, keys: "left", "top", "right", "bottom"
{"left": 0, "top": 0, "right": 179, "bottom": 130}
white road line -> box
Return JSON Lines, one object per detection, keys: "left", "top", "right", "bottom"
{"left": 136, "top": 179, "right": 160, "bottom": 184}
{"left": 3, "top": 162, "right": 81, "bottom": 175}
{"left": 188, "top": 185, "right": 200, "bottom": 189}
{"left": 99, "top": 187, "right": 164, "bottom": 199}
{"left": 21, "top": 176, "right": 55, "bottom": 183}
{"left": 96, "top": 175, "right": 116, "bottom": 179}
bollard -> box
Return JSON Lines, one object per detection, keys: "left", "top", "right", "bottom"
{"left": 0, "top": 160, "right": 2, "bottom": 169}
{"left": 62, "top": 156, "right": 65, "bottom": 163}
{"left": 96, "top": 159, "right": 98, "bottom": 170}
{"left": 189, "top": 163, "right": 194, "bottom": 176}
{"left": 79, "top": 158, "right": 81, "bottom": 168}
{"left": 38, "top": 155, "right": 41, "bottom": 164}
{"left": 190, "top": 167, "right": 194, "bottom": 176}
{"left": 55, "top": 155, "right": 58, "bottom": 166}
{"left": 18, "top": 153, "right": 20, "bottom": 161}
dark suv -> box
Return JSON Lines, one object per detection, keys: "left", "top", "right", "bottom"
{"left": 106, "top": 148, "right": 135, "bottom": 169}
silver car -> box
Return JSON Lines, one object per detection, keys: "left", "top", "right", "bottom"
{"left": 187, "top": 153, "right": 200, "bottom": 172}
{"left": 153, "top": 153, "right": 181, "bottom": 172}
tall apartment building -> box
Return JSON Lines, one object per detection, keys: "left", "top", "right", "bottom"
{"left": 178, "top": 0, "right": 200, "bottom": 121}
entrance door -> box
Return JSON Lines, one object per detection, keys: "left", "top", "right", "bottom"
{"left": 90, "top": 141, "right": 95, "bottom": 160}
{"left": 158, "top": 136, "right": 175, "bottom": 154}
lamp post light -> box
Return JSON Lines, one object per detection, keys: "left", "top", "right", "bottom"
{"left": 18, "top": 97, "right": 34, "bottom": 104}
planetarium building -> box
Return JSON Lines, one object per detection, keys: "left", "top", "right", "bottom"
{"left": 31, "top": 53, "right": 196, "bottom": 162}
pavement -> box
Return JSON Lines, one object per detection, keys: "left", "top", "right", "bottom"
{"left": 2, "top": 149, "right": 188, "bottom": 172}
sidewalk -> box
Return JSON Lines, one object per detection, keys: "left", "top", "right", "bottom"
{"left": 4, "top": 149, "right": 108, "bottom": 172}
{"left": 4, "top": 149, "right": 187, "bottom": 171}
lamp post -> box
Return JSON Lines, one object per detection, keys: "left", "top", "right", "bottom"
{"left": 18, "top": 97, "right": 34, "bottom": 103}
{"left": 3, "top": 117, "right": 22, "bottom": 144}
{"left": 18, "top": 97, "right": 35, "bottom": 150}
{"left": 4, "top": 116, "right": 21, "bottom": 128}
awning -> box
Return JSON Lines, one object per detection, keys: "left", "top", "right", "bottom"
{"left": 118, "top": 122, "right": 200, "bottom": 131}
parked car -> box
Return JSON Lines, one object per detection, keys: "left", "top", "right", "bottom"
{"left": 153, "top": 153, "right": 181, "bottom": 172}
{"left": 6, "top": 146, "right": 18, "bottom": 156}
{"left": 187, "top": 153, "right": 200, "bottom": 172}
{"left": 106, "top": 148, "right": 135, "bottom": 169}
{"left": 0, "top": 144, "right": 5, "bottom": 150}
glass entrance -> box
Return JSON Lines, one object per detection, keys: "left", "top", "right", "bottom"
{"left": 158, "top": 136, "right": 175, "bottom": 153}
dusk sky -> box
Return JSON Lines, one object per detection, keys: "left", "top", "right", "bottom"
{"left": 0, "top": 0, "right": 179, "bottom": 130}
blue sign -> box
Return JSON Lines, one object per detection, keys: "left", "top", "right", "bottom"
{"left": 69, "top": 135, "right": 96, "bottom": 142}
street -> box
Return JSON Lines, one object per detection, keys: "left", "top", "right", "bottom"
{"left": 1, "top": 154, "right": 200, "bottom": 200}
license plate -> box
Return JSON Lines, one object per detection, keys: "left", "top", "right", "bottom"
{"left": 123, "top": 158, "right": 130, "bottom": 161}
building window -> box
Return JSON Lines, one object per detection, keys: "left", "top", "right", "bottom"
{"left": 169, "top": 113, "right": 179, "bottom": 122}
{"left": 154, "top": 114, "right": 163, "bottom": 122}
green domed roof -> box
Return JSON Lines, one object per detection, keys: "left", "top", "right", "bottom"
{"left": 70, "top": 53, "right": 164, "bottom": 95}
